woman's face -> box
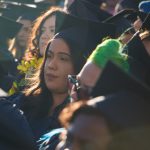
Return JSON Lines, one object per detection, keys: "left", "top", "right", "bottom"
{"left": 44, "top": 38, "right": 75, "bottom": 93}
{"left": 39, "top": 15, "right": 56, "bottom": 56}
{"left": 16, "top": 19, "right": 32, "bottom": 48}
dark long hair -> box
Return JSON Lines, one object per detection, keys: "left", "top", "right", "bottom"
{"left": 22, "top": 36, "right": 87, "bottom": 118}
{"left": 22, "top": 42, "right": 53, "bottom": 118}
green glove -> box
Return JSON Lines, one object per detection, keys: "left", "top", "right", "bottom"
{"left": 88, "top": 39, "right": 129, "bottom": 72}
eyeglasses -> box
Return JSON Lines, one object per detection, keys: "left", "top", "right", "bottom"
{"left": 68, "top": 75, "right": 92, "bottom": 101}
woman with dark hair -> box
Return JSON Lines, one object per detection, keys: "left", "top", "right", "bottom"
{"left": 9, "top": 7, "right": 65, "bottom": 95}
{"left": 10, "top": 35, "right": 79, "bottom": 140}
{"left": 9, "top": 25, "right": 96, "bottom": 140}
{"left": 8, "top": 14, "right": 115, "bottom": 140}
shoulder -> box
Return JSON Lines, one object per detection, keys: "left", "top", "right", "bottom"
{"left": 0, "top": 97, "right": 37, "bottom": 150}
{"left": 7, "top": 93, "right": 26, "bottom": 107}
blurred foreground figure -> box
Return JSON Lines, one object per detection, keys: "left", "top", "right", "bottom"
{"left": 0, "top": 16, "right": 22, "bottom": 93}
{"left": 57, "top": 88, "right": 150, "bottom": 150}
{"left": 38, "top": 62, "right": 150, "bottom": 150}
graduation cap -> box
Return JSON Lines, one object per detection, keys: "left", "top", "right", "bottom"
{"left": 55, "top": 10, "right": 115, "bottom": 35}
{"left": 104, "top": 7, "right": 150, "bottom": 31}
{"left": 2, "top": 1, "right": 42, "bottom": 20}
{"left": 44, "top": 9, "right": 116, "bottom": 73}
{"left": 89, "top": 61, "right": 150, "bottom": 129}
{"left": 103, "top": 9, "right": 136, "bottom": 37}
{"left": 53, "top": 19, "right": 116, "bottom": 73}
{"left": 122, "top": 32, "right": 150, "bottom": 69}
{"left": 89, "top": 90, "right": 150, "bottom": 131}
{"left": 91, "top": 61, "right": 150, "bottom": 98}
{"left": 103, "top": 9, "right": 138, "bottom": 23}
{"left": 0, "top": 15, "right": 22, "bottom": 38}
{"left": 68, "top": 0, "right": 111, "bottom": 22}
{"left": 47, "top": 8, "right": 116, "bottom": 72}
{"left": 117, "top": 1, "right": 150, "bottom": 31}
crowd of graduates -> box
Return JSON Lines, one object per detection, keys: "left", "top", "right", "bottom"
{"left": 0, "top": 0, "right": 150, "bottom": 150}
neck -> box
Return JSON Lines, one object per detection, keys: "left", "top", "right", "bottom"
{"left": 51, "top": 92, "right": 68, "bottom": 111}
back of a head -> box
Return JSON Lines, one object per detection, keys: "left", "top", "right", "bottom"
{"left": 85, "top": 91, "right": 150, "bottom": 150}
{"left": 90, "top": 91, "right": 150, "bottom": 131}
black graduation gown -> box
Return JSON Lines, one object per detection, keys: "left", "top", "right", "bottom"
{"left": 0, "top": 97, "right": 37, "bottom": 150}
{"left": 8, "top": 94, "right": 71, "bottom": 141}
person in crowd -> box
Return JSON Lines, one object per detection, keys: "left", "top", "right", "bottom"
{"left": 69, "top": 38, "right": 129, "bottom": 101}
{"left": 103, "top": 9, "right": 135, "bottom": 38}
{"left": 9, "top": 12, "right": 39, "bottom": 62}
{"left": 57, "top": 62, "right": 150, "bottom": 150}
{"left": 69, "top": 31, "right": 150, "bottom": 101}
{"left": 9, "top": 7, "right": 65, "bottom": 95}
{"left": 71, "top": 10, "right": 150, "bottom": 100}
{"left": 57, "top": 63, "right": 150, "bottom": 150}
{"left": 39, "top": 61, "right": 150, "bottom": 150}
{"left": 9, "top": 17, "right": 115, "bottom": 140}
{"left": 104, "top": 3, "right": 149, "bottom": 38}
{"left": 0, "top": 15, "right": 22, "bottom": 93}
{"left": 9, "top": 30, "right": 80, "bottom": 141}
{"left": 133, "top": 0, "right": 150, "bottom": 31}
{"left": 122, "top": 14, "right": 150, "bottom": 85}
{"left": 9, "top": 6, "right": 115, "bottom": 95}
{"left": 57, "top": 88, "right": 150, "bottom": 150}
{"left": 57, "top": 99, "right": 112, "bottom": 150}
{"left": 124, "top": 34, "right": 150, "bottom": 81}
{"left": 27, "top": 7, "right": 64, "bottom": 58}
